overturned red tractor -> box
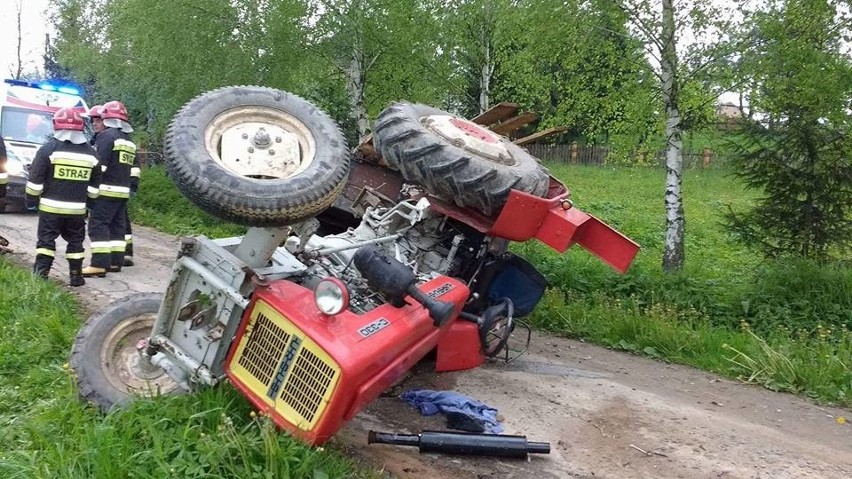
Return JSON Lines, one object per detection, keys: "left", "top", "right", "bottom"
{"left": 71, "top": 87, "right": 638, "bottom": 445}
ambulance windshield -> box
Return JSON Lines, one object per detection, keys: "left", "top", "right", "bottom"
{"left": 1, "top": 107, "right": 54, "bottom": 144}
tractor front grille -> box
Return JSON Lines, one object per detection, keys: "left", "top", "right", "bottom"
{"left": 229, "top": 301, "right": 340, "bottom": 431}
{"left": 237, "top": 312, "right": 291, "bottom": 386}
{"left": 279, "top": 347, "right": 337, "bottom": 424}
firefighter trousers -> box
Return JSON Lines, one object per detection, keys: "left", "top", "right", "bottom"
{"left": 88, "top": 197, "right": 127, "bottom": 269}
{"left": 35, "top": 211, "right": 86, "bottom": 276}
{"left": 124, "top": 207, "right": 133, "bottom": 259}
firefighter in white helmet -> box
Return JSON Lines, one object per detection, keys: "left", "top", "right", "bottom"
{"left": 25, "top": 107, "right": 101, "bottom": 286}
{"left": 86, "top": 104, "right": 105, "bottom": 145}
{"left": 82, "top": 100, "right": 139, "bottom": 276}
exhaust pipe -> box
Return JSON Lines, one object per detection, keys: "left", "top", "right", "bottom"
{"left": 368, "top": 430, "right": 550, "bottom": 458}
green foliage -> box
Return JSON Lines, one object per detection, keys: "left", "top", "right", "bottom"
{"left": 737, "top": 259, "right": 852, "bottom": 333}
{"left": 519, "top": 163, "right": 852, "bottom": 404}
{"left": 725, "top": 123, "right": 852, "bottom": 259}
{"left": 494, "top": 0, "right": 658, "bottom": 145}
{"left": 724, "top": 0, "right": 852, "bottom": 260}
{"left": 47, "top": 0, "right": 712, "bottom": 154}
{"left": 530, "top": 289, "right": 852, "bottom": 405}
{"left": 51, "top": 0, "right": 315, "bottom": 146}
{"left": 0, "top": 258, "right": 366, "bottom": 478}
{"left": 129, "top": 166, "right": 244, "bottom": 238}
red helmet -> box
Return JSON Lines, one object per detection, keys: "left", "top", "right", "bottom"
{"left": 87, "top": 104, "right": 103, "bottom": 118}
{"left": 101, "top": 100, "right": 128, "bottom": 121}
{"left": 53, "top": 107, "right": 85, "bottom": 131}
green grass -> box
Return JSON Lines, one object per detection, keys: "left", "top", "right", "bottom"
{"left": 0, "top": 259, "right": 367, "bottom": 478}
{"left": 129, "top": 167, "right": 244, "bottom": 238}
{"left": 521, "top": 163, "right": 852, "bottom": 405}
{"left": 129, "top": 163, "right": 852, "bottom": 406}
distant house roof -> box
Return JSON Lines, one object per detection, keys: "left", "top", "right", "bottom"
{"left": 716, "top": 102, "right": 742, "bottom": 119}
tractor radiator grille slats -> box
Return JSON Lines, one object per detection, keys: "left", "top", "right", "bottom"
{"left": 279, "top": 347, "right": 336, "bottom": 424}
{"left": 230, "top": 301, "right": 340, "bottom": 431}
{"left": 237, "top": 312, "right": 291, "bottom": 386}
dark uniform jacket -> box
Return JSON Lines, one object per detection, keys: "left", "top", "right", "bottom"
{"left": 0, "top": 134, "right": 8, "bottom": 195}
{"left": 94, "top": 127, "right": 138, "bottom": 199}
{"left": 25, "top": 139, "right": 101, "bottom": 215}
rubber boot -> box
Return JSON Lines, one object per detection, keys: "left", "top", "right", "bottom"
{"left": 124, "top": 242, "right": 134, "bottom": 267}
{"left": 33, "top": 254, "right": 53, "bottom": 279}
{"left": 82, "top": 265, "right": 107, "bottom": 277}
{"left": 69, "top": 259, "right": 85, "bottom": 287}
{"left": 110, "top": 250, "right": 124, "bottom": 273}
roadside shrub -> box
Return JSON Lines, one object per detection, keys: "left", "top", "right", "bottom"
{"left": 735, "top": 258, "right": 852, "bottom": 334}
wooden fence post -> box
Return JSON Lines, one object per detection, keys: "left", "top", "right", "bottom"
{"left": 702, "top": 148, "right": 712, "bottom": 168}
{"left": 570, "top": 142, "right": 578, "bottom": 163}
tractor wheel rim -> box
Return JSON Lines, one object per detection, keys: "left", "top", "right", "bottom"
{"left": 205, "top": 106, "right": 317, "bottom": 179}
{"left": 100, "top": 314, "right": 180, "bottom": 397}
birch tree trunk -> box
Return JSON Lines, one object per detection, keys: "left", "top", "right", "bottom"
{"left": 479, "top": 28, "right": 493, "bottom": 114}
{"left": 14, "top": 0, "right": 23, "bottom": 79}
{"left": 345, "top": 51, "right": 370, "bottom": 141}
{"left": 660, "top": 0, "right": 685, "bottom": 271}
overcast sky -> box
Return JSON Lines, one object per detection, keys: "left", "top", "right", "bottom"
{"left": 0, "top": 0, "right": 52, "bottom": 79}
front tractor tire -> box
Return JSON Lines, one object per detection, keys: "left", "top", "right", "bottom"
{"left": 372, "top": 102, "right": 550, "bottom": 216}
{"left": 70, "top": 293, "right": 183, "bottom": 411}
{"left": 165, "top": 86, "right": 350, "bottom": 226}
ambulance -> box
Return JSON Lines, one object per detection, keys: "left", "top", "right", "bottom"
{"left": 1, "top": 79, "right": 89, "bottom": 211}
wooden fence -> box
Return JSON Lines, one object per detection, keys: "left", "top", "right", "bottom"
{"left": 524, "top": 143, "right": 726, "bottom": 169}
{"left": 139, "top": 145, "right": 725, "bottom": 169}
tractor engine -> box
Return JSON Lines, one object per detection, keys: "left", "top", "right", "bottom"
{"left": 224, "top": 199, "right": 486, "bottom": 445}
{"left": 288, "top": 198, "right": 478, "bottom": 313}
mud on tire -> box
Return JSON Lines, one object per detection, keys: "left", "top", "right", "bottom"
{"left": 71, "top": 293, "right": 183, "bottom": 411}
{"left": 372, "top": 102, "right": 549, "bottom": 216}
{"left": 165, "top": 86, "right": 350, "bottom": 226}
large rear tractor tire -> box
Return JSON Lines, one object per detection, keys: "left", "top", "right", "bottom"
{"left": 70, "top": 293, "right": 183, "bottom": 411}
{"left": 165, "top": 86, "right": 350, "bottom": 226}
{"left": 372, "top": 102, "right": 549, "bottom": 216}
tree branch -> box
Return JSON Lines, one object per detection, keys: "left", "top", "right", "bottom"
{"left": 616, "top": 1, "right": 665, "bottom": 53}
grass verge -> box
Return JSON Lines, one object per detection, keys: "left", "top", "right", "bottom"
{"left": 0, "top": 258, "right": 367, "bottom": 479}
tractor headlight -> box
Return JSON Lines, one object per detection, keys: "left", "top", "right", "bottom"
{"left": 315, "top": 278, "right": 349, "bottom": 315}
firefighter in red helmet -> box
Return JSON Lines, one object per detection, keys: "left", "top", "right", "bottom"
{"left": 83, "top": 100, "right": 139, "bottom": 276}
{"left": 25, "top": 107, "right": 101, "bottom": 286}
{"left": 86, "top": 104, "right": 105, "bottom": 145}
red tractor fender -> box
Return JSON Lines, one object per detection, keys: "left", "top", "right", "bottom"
{"left": 427, "top": 177, "right": 640, "bottom": 273}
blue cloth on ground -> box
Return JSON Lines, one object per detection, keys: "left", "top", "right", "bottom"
{"left": 400, "top": 389, "right": 504, "bottom": 434}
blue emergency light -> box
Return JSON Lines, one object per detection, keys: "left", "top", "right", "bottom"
{"left": 56, "top": 86, "right": 80, "bottom": 95}
{"left": 3, "top": 78, "right": 82, "bottom": 96}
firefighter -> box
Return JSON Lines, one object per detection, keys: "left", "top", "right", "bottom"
{"left": 86, "top": 104, "right": 104, "bottom": 144}
{"left": 0, "top": 133, "right": 7, "bottom": 200}
{"left": 83, "top": 100, "right": 137, "bottom": 277}
{"left": 25, "top": 108, "right": 101, "bottom": 286}
{"left": 85, "top": 103, "right": 137, "bottom": 266}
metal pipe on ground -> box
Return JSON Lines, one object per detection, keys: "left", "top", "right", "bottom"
{"left": 368, "top": 430, "right": 550, "bottom": 458}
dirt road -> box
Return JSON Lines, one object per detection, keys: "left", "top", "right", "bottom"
{"left": 2, "top": 211, "right": 850, "bottom": 479}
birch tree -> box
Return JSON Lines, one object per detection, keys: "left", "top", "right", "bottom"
{"left": 310, "top": 0, "right": 450, "bottom": 140}
{"left": 446, "top": 0, "right": 511, "bottom": 115}
{"left": 12, "top": 0, "right": 24, "bottom": 79}
{"left": 617, "top": 0, "right": 732, "bottom": 272}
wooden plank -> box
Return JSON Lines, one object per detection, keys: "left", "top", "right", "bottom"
{"left": 513, "top": 126, "right": 569, "bottom": 146}
{"left": 353, "top": 134, "right": 385, "bottom": 165}
{"left": 470, "top": 102, "right": 520, "bottom": 126}
{"left": 489, "top": 112, "right": 538, "bottom": 135}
